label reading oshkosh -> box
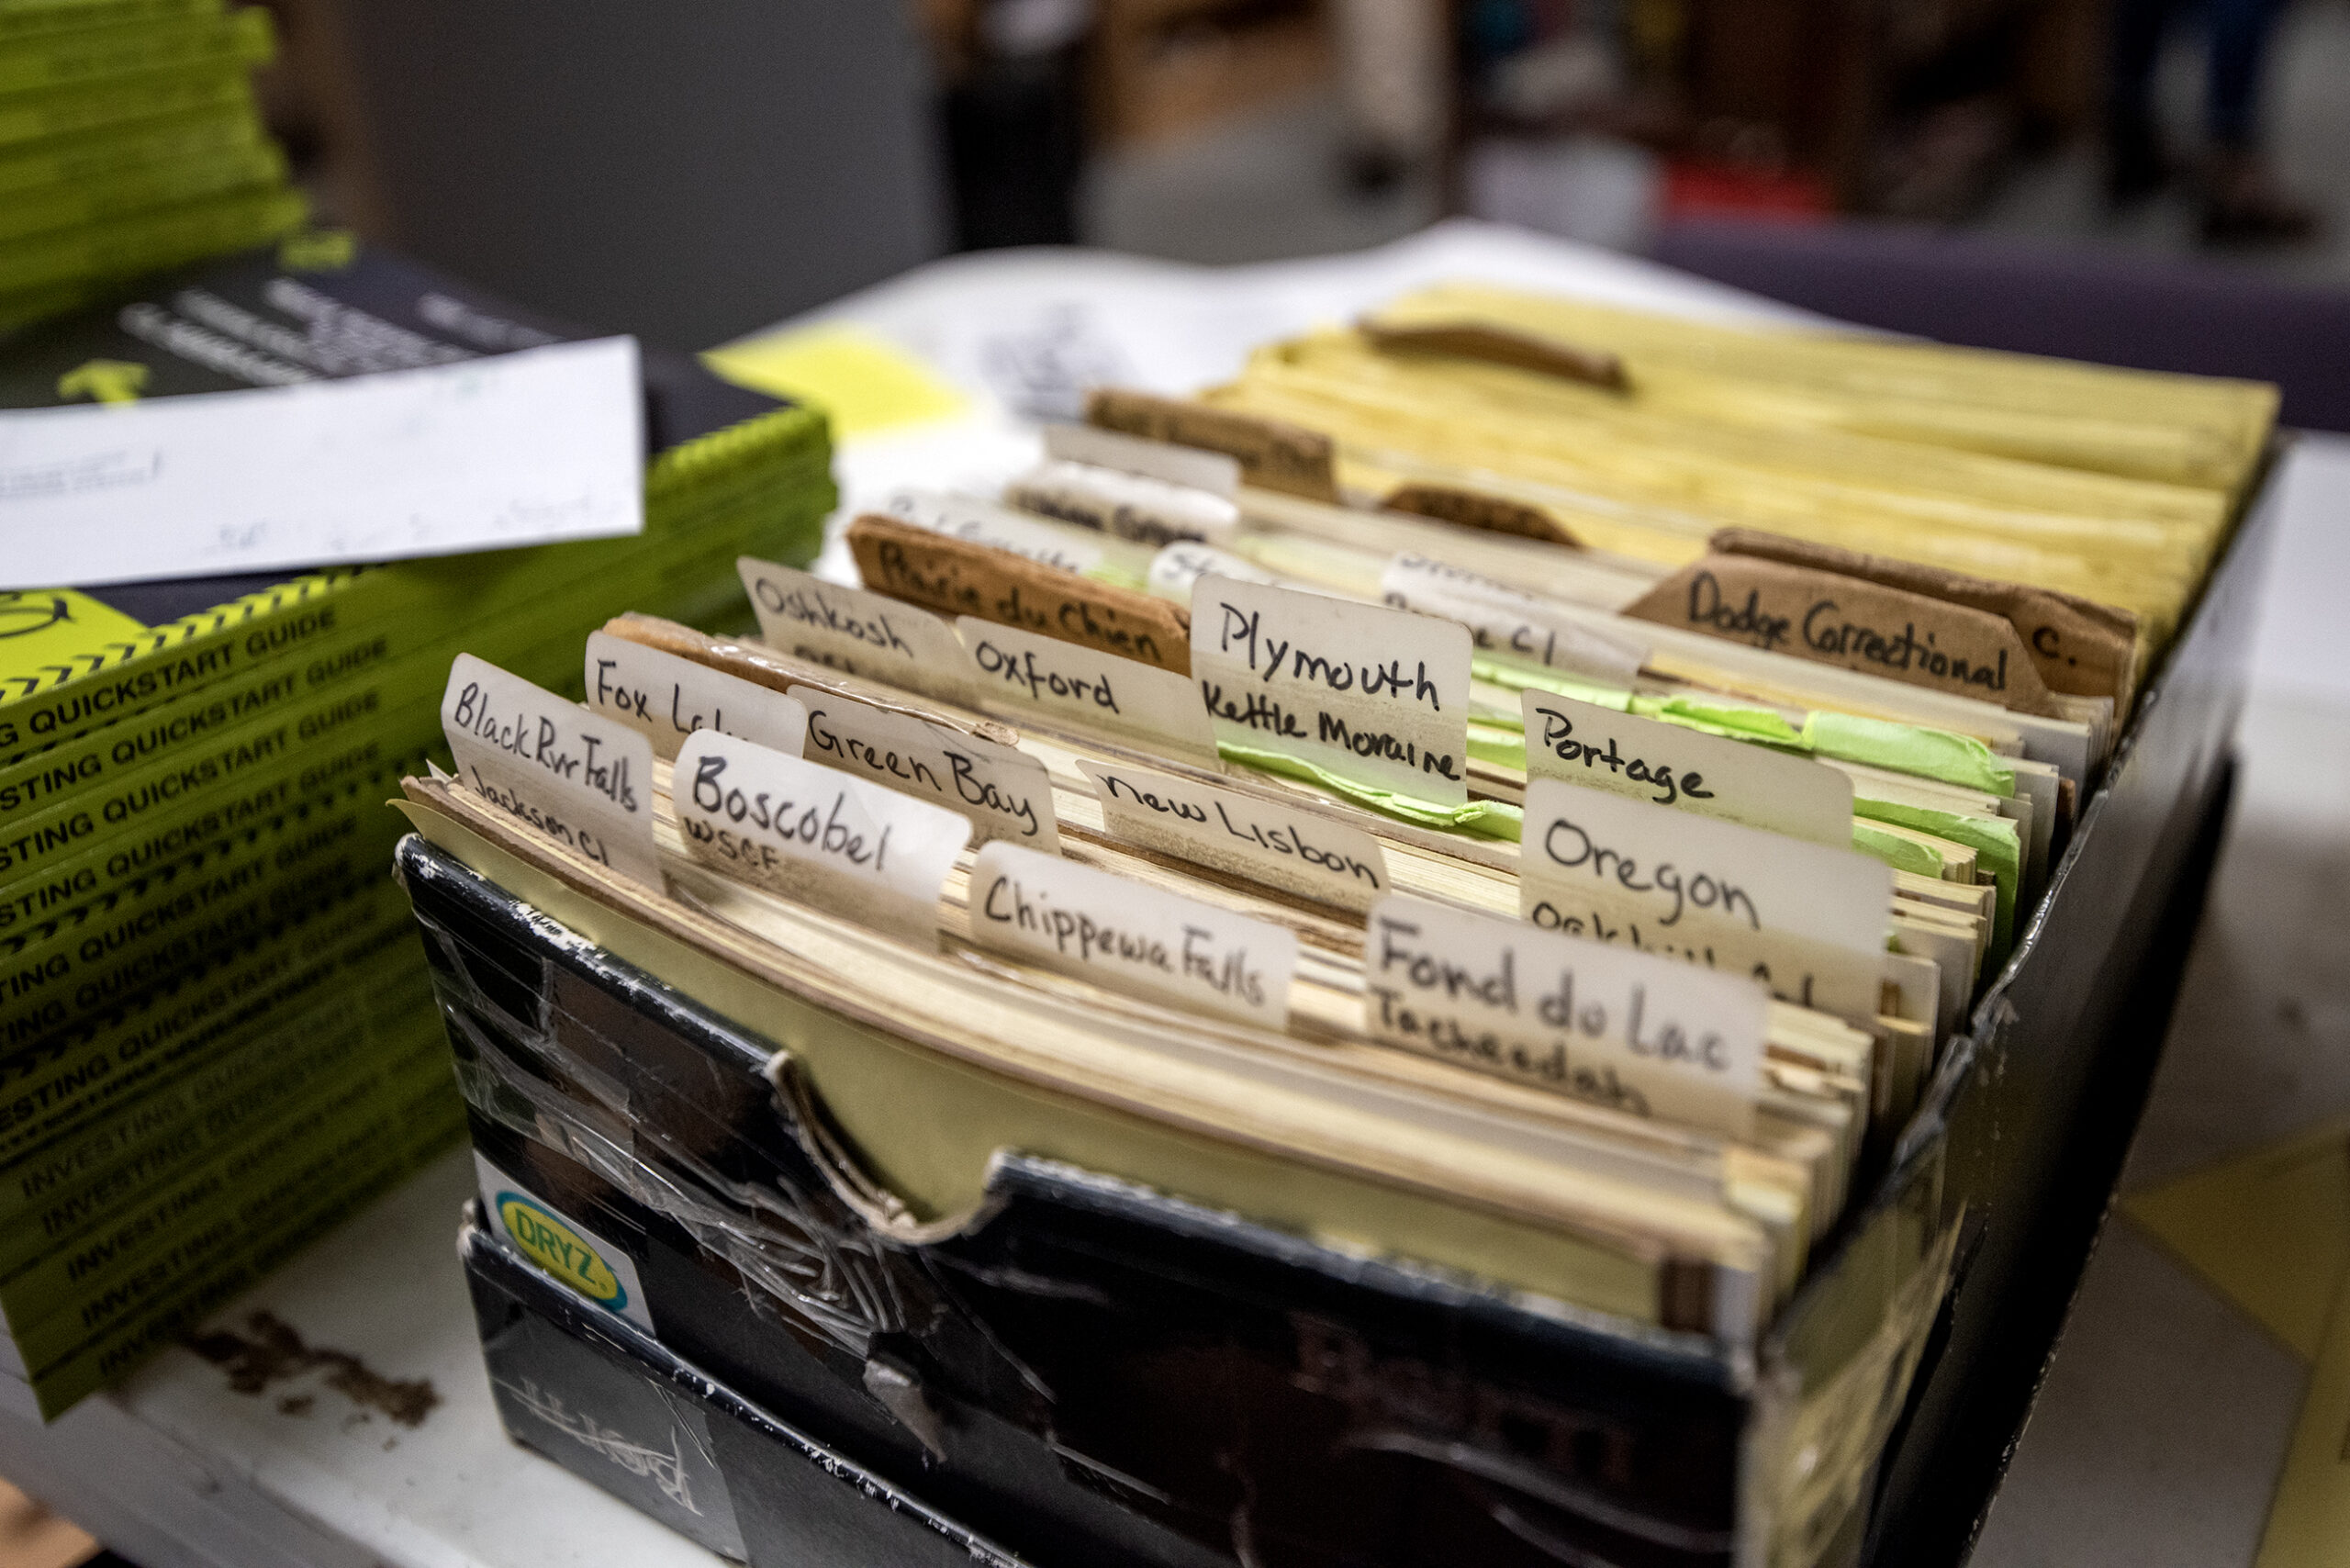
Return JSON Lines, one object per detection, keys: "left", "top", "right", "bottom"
{"left": 672, "top": 729, "right": 971, "bottom": 943}
{"left": 1192, "top": 577, "right": 1472, "bottom": 804}
{"left": 959, "top": 618, "right": 1219, "bottom": 762}
{"left": 585, "top": 632, "right": 808, "bottom": 761}
{"left": 1364, "top": 895, "right": 1765, "bottom": 1138}
{"left": 1520, "top": 691, "right": 1852, "bottom": 846}
{"left": 790, "top": 684, "right": 1059, "bottom": 851}
{"left": 476, "top": 1152, "right": 654, "bottom": 1332}
{"left": 968, "top": 841, "right": 1295, "bottom": 1028}
{"left": 1079, "top": 758, "right": 1388, "bottom": 914}
{"left": 440, "top": 654, "right": 662, "bottom": 886}
{"left": 737, "top": 555, "right": 974, "bottom": 706}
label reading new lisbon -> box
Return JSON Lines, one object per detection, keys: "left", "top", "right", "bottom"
{"left": 1191, "top": 577, "right": 1472, "bottom": 804}
{"left": 968, "top": 841, "right": 1296, "bottom": 1029}
{"left": 1079, "top": 757, "right": 1388, "bottom": 914}
{"left": 441, "top": 654, "right": 662, "bottom": 886}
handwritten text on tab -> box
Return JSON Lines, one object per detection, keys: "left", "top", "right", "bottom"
{"left": 1079, "top": 758, "right": 1389, "bottom": 913}
{"left": 790, "top": 684, "right": 1059, "bottom": 850}
{"left": 586, "top": 632, "right": 808, "bottom": 761}
{"left": 737, "top": 556, "right": 973, "bottom": 706}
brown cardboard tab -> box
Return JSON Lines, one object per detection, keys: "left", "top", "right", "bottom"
{"left": 1359, "top": 317, "right": 1628, "bottom": 392}
{"left": 1085, "top": 388, "right": 1339, "bottom": 502}
{"left": 1381, "top": 483, "right": 1582, "bottom": 547}
{"left": 847, "top": 513, "right": 1192, "bottom": 676}
{"left": 1707, "top": 529, "right": 2139, "bottom": 708}
{"left": 1623, "top": 554, "right": 2066, "bottom": 716}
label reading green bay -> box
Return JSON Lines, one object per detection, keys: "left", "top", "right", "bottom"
{"left": 789, "top": 684, "right": 1059, "bottom": 851}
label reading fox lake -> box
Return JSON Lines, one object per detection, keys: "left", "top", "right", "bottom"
{"left": 1191, "top": 577, "right": 1472, "bottom": 804}
{"left": 1380, "top": 553, "right": 1649, "bottom": 686}
{"left": 1521, "top": 691, "right": 1852, "bottom": 846}
{"left": 737, "top": 555, "right": 974, "bottom": 706}
{"left": 441, "top": 655, "right": 662, "bottom": 886}
{"left": 1079, "top": 757, "right": 1388, "bottom": 914}
{"left": 789, "top": 684, "right": 1059, "bottom": 851}
{"left": 585, "top": 633, "right": 808, "bottom": 761}
{"left": 672, "top": 729, "right": 970, "bottom": 943}
{"left": 476, "top": 1152, "right": 653, "bottom": 1332}
{"left": 1364, "top": 895, "right": 1765, "bottom": 1137}
{"left": 883, "top": 488, "right": 1108, "bottom": 577}
{"left": 968, "top": 841, "right": 1295, "bottom": 1028}
{"left": 1519, "top": 777, "right": 1890, "bottom": 956}
{"left": 959, "top": 618, "right": 1219, "bottom": 762}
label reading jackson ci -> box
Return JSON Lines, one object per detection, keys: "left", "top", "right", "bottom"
{"left": 790, "top": 684, "right": 1060, "bottom": 851}
{"left": 1079, "top": 758, "right": 1388, "bottom": 914}
{"left": 585, "top": 632, "right": 808, "bottom": 761}
{"left": 736, "top": 556, "right": 973, "bottom": 706}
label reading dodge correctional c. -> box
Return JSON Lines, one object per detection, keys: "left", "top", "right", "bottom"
{"left": 585, "top": 632, "right": 808, "bottom": 761}
{"left": 1079, "top": 758, "right": 1389, "bottom": 913}
{"left": 737, "top": 555, "right": 973, "bottom": 706}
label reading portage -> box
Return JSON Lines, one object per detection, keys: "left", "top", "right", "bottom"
{"left": 441, "top": 655, "right": 661, "bottom": 886}
{"left": 968, "top": 841, "right": 1296, "bottom": 1028}
{"left": 1080, "top": 758, "right": 1389, "bottom": 913}
{"left": 737, "top": 556, "right": 973, "bottom": 705}
{"left": 1365, "top": 895, "right": 1766, "bottom": 1138}
{"left": 1192, "top": 577, "right": 1472, "bottom": 803}
{"left": 791, "top": 685, "right": 1060, "bottom": 851}
{"left": 586, "top": 633, "right": 808, "bottom": 761}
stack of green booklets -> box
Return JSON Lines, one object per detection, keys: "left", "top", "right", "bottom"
{"left": 1, "top": 0, "right": 304, "bottom": 334}
{"left": 0, "top": 241, "right": 833, "bottom": 1416}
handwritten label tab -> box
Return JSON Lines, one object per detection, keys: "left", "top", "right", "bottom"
{"left": 1519, "top": 777, "right": 1890, "bottom": 956}
{"left": 738, "top": 556, "right": 974, "bottom": 706}
{"left": 1521, "top": 692, "right": 1852, "bottom": 846}
{"left": 672, "top": 729, "right": 970, "bottom": 943}
{"left": 1518, "top": 889, "right": 1886, "bottom": 1025}
{"left": 585, "top": 632, "right": 808, "bottom": 761}
{"left": 1086, "top": 388, "right": 1338, "bottom": 501}
{"left": 882, "top": 488, "right": 1109, "bottom": 577}
{"left": 790, "top": 684, "right": 1059, "bottom": 851}
{"left": 1008, "top": 462, "right": 1240, "bottom": 548}
{"left": 1192, "top": 577, "right": 1472, "bottom": 804}
{"left": 440, "top": 655, "right": 661, "bottom": 885}
{"left": 1148, "top": 542, "right": 1281, "bottom": 601}
{"left": 1044, "top": 421, "right": 1239, "bottom": 497}
{"left": 959, "top": 619, "right": 1219, "bottom": 762}
{"left": 849, "top": 513, "right": 1192, "bottom": 673}
{"left": 1380, "top": 553, "right": 1647, "bottom": 686}
{"left": 968, "top": 841, "right": 1295, "bottom": 1028}
{"left": 1364, "top": 895, "right": 1765, "bottom": 1137}
{"left": 1079, "top": 758, "right": 1390, "bottom": 913}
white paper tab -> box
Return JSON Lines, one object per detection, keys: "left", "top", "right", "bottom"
{"left": 1520, "top": 692, "right": 1853, "bottom": 846}
{"left": 1380, "top": 553, "right": 1648, "bottom": 686}
{"left": 1365, "top": 895, "right": 1767, "bottom": 1138}
{"left": 791, "top": 684, "right": 1060, "bottom": 851}
{"left": 883, "top": 489, "right": 1108, "bottom": 577}
{"left": 0, "top": 337, "right": 643, "bottom": 589}
{"left": 585, "top": 632, "right": 808, "bottom": 761}
{"left": 672, "top": 730, "right": 971, "bottom": 944}
{"left": 1147, "top": 542, "right": 1281, "bottom": 601}
{"left": 1045, "top": 422, "right": 1239, "bottom": 498}
{"left": 1191, "top": 577, "right": 1472, "bottom": 804}
{"left": 958, "top": 618, "right": 1219, "bottom": 762}
{"left": 738, "top": 556, "right": 974, "bottom": 706}
{"left": 968, "top": 841, "right": 1296, "bottom": 1028}
{"left": 1519, "top": 777, "right": 1891, "bottom": 956}
{"left": 440, "top": 654, "right": 661, "bottom": 886}
{"left": 1079, "top": 758, "right": 1390, "bottom": 913}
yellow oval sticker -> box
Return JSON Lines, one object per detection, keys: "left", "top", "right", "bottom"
{"left": 497, "top": 1193, "right": 627, "bottom": 1310}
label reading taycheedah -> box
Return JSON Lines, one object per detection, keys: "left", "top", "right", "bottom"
{"left": 790, "top": 685, "right": 1059, "bottom": 851}
{"left": 737, "top": 555, "right": 973, "bottom": 705}
{"left": 586, "top": 632, "right": 808, "bottom": 761}
{"left": 968, "top": 841, "right": 1295, "bottom": 1028}
{"left": 1079, "top": 758, "right": 1388, "bottom": 914}
{"left": 959, "top": 618, "right": 1218, "bottom": 762}
{"left": 441, "top": 654, "right": 661, "bottom": 886}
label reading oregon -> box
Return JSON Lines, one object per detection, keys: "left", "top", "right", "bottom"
{"left": 790, "top": 685, "right": 1058, "bottom": 851}
{"left": 441, "top": 655, "right": 661, "bottom": 887}
{"left": 1191, "top": 577, "right": 1472, "bottom": 804}
{"left": 959, "top": 618, "right": 1218, "bottom": 762}
{"left": 1364, "top": 895, "right": 1766, "bottom": 1138}
{"left": 737, "top": 555, "right": 973, "bottom": 706}
{"left": 584, "top": 631, "right": 808, "bottom": 761}
{"left": 1078, "top": 757, "right": 1388, "bottom": 915}
{"left": 968, "top": 841, "right": 1295, "bottom": 1029}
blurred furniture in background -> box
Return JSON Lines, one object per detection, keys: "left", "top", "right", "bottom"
{"left": 1091, "top": 0, "right": 1332, "bottom": 145}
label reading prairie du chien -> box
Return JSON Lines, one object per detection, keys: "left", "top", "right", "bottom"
{"left": 440, "top": 655, "right": 662, "bottom": 886}
{"left": 958, "top": 618, "right": 1220, "bottom": 762}
{"left": 789, "top": 685, "right": 1060, "bottom": 851}
{"left": 968, "top": 841, "right": 1296, "bottom": 1029}
{"left": 1078, "top": 758, "right": 1389, "bottom": 914}
{"left": 1364, "top": 896, "right": 1766, "bottom": 1138}
{"left": 1190, "top": 577, "right": 1472, "bottom": 804}
{"left": 671, "top": 729, "right": 971, "bottom": 943}
{"left": 585, "top": 633, "right": 808, "bottom": 761}
{"left": 1520, "top": 691, "right": 1853, "bottom": 846}
{"left": 737, "top": 556, "right": 974, "bottom": 706}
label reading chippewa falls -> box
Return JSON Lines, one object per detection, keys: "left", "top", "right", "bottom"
{"left": 1191, "top": 577, "right": 1472, "bottom": 804}
{"left": 737, "top": 556, "right": 974, "bottom": 706}
{"left": 585, "top": 632, "right": 808, "bottom": 761}
{"left": 958, "top": 618, "right": 1218, "bottom": 762}
{"left": 789, "top": 684, "right": 1060, "bottom": 851}
{"left": 1365, "top": 895, "right": 1766, "bottom": 1137}
{"left": 1079, "top": 758, "right": 1389, "bottom": 913}
{"left": 671, "top": 729, "right": 971, "bottom": 944}
{"left": 440, "top": 655, "right": 661, "bottom": 886}
{"left": 968, "top": 841, "right": 1295, "bottom": 1028}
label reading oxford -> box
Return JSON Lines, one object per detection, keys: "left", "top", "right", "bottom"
{"left": 476, "top": 1153, "right": 653, "bottom": 1332}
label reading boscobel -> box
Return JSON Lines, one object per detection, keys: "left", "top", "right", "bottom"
{"left": 1379, "top": 553, "right": 1648, "bottom": 687}
{"left": 883, "top": 488, "right": 1109, "bottom": 577}
{"left": 1191, "top": 577, "right": 1472, "bottom": 804}
{"left": 968, "top": 841, "right": 1295, "bottom": 1028}
{"left": 585, "top": 632, "right": 808, "bottom": 761}
{"left": 959, "top": 618, "right": 1218, "bottom": 763}
{"left": 790, "top": 684, "right": 1059, "bottom": 851}
{"left": 1364, "top": 895, "right": 1766, "bottom": 1138}
{"left": 671, "top": 729, "right": 971, "bottom": 944}
{"left": 737, "top": 555, "right": 973, "bottom": 706}
{"left": 1520, "top": 691, "right": 1852, "bottom": 846}
{"left": 1078, "top": 758, "right": 1389, "bottom": 913}
{"left": 440, "top": 655, "right": 662, "bottom": 886}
